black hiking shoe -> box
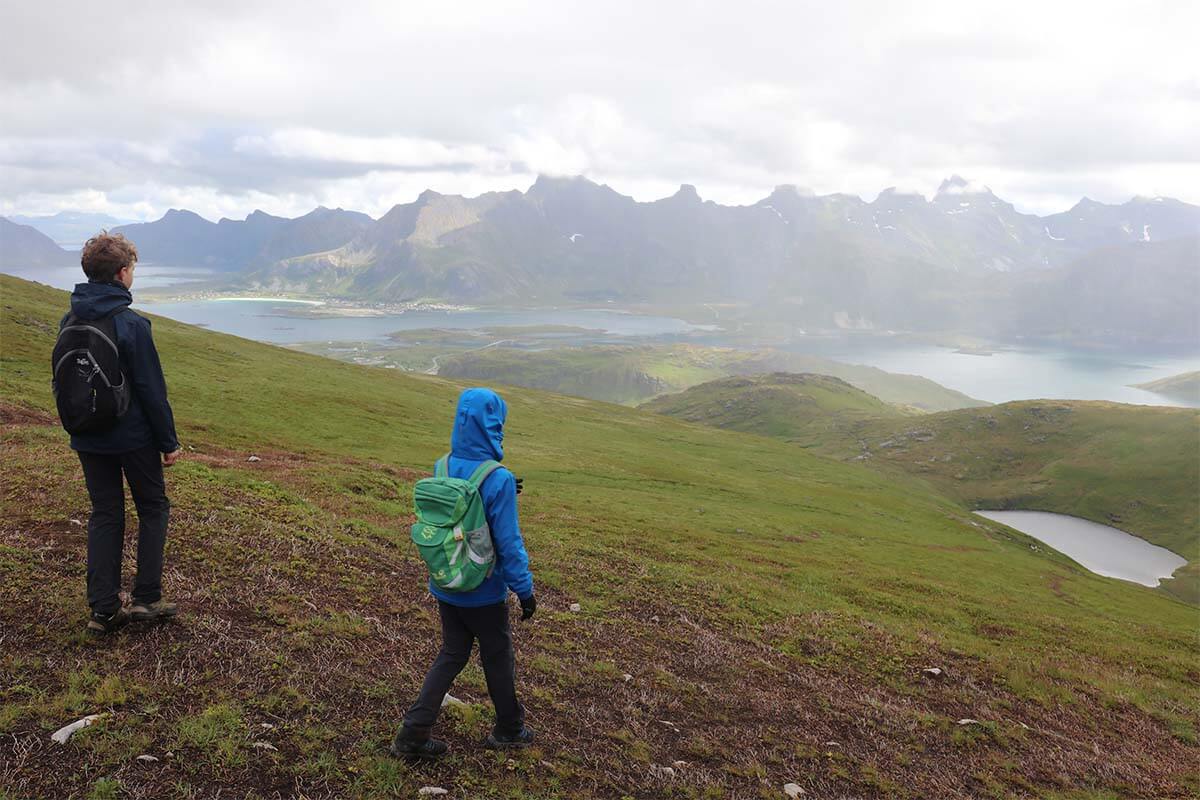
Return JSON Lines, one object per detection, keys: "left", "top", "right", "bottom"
{"left": 484, "top": 727, "right": 535, "bottom": 749}
{"left": 129, "top": 599, "right": 178, "bottom": 622}
{"left": 390, "top": 732, "right": 448, "bottom": 759}
{"left": 87, "top": 608, "right": 129, "bottom": 636}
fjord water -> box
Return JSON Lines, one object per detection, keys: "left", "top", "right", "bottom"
{"left": 135, "top": 297, "right": 709, "bottom": 342}
{"left": 791, "top": 340, "right": 1200, "bottom": 408}
{"left": 975, "top": 510, "right": 1188, "bottom": 587}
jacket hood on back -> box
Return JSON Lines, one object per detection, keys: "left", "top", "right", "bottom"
{"left": 70, "top": 281, "right": 132, "bottom": 320}
{"left": 450, "top": 387, "right": 506, "bottom": 461}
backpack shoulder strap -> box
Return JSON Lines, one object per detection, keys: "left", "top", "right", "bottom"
{"left": 466, "top": 459, "right": 502, "bottom": 490}
{"left": 434, "top": 454, "right": 450, "bottom": 478}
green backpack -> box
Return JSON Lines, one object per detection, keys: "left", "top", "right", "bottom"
{"left": 411, "top": 455, "right": 501, "bottom": 592}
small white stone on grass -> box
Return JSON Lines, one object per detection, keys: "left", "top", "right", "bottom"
{"left": 418, "top": 788, "right": 449, "bottom": 797}
{"left": 957, "top": 718, "right": 980, "bottom": 726}
{"left": 135, "top": 754, "right": 159, "bottom": 763}
{"left": 247, "top": 455, "right": 261, "bottom": 462}
{"left": 621, "top": 673, "right": 632, "bottom": 682}
{"left": 252, "top": 741, "right": 278, "bottom": 751}
{"left": 783, "top": 783, "right": 806, "bottom": 798}
{"left": 568, "top": 603, "right": 581, "bottom": 612}
{"left": 921, "top": 667, "right": 944, "bottom": 678}
{"left": 51, "top": 714, "right": 103, "bottom": 744}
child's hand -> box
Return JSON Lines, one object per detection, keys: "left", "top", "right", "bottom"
{"left": 519, "top": 594, "right": 536, "bottom": 621}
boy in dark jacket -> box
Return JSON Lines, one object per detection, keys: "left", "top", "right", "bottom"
{"left": 392, "top": 387, "right": 537, "bottom": 758}
{"left": 62, "top": 232, "right": 181, "bottom": 635}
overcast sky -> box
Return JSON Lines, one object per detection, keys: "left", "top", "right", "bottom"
{"left": 1, "top": 0, "right": 1197, "bottom": 222}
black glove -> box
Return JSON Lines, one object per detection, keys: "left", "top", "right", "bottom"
{"left": 519, "top": 594, "right": 536, "bottom": 621}
{"left": 515, "top": 476, "right": 524, "bottom": 495}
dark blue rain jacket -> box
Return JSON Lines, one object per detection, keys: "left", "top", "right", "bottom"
{"left": 60, "top": 281, "right": 179, "bottom": 455}
{"left": 430, "top": 388, "right": 534, "bottom": 607}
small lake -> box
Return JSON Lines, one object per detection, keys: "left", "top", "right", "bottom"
{"left": 133, "top": 298, "right": 711, "bottom": 344}
{"left": 974, "top": 510, "right": 1187, "bottom": 587}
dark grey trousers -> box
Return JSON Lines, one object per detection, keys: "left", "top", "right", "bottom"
{"left": 401, "top": 600, "right": 524, "bottom": 740}
{"left": 77, "top": 445, "right": 170, "bottom": 614}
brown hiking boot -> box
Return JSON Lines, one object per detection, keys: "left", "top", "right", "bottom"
{"left": 87, "top": 608, "right": 130, "bottom": 635}
{"left": 129, "top": 599, "right": 178, "bottom": 622}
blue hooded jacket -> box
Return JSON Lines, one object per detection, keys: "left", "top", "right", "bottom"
{"left": 60, "top": 281, "right": 179, "bottom": 455}
{"left": 430, "top": 388, "right": 534, "bottom": 607}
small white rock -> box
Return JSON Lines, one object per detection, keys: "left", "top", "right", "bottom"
{"left": 621, "top": 673, "right": 633, "bottom": 682}
{"left": 51, "top": 714, "right": 103, "bottom": 744}
{"left": 568, "top": 603, "right": 581, "bottom": 612}
{"left": 921, "top": 667, "right": 944, "bottom": 678}
{"left": 247, "top": 455, "right": 261, "bottom": 462}
{"left": 135, "top": 754, "right": 158, "bottom": 763}
{"left": 957, "top": 718, "right": 980, "bottom": 726}
{"left": 441, "top": 693, "right": 466, "bottom": 709}
{"left": 418, "top": 788, "right": 449, "bottom": 797}
{"left": 259, "top": 722, "right": 275, "bottom": 730}
{"left": 251, "top": 741, "right": 278, "bottom": 751}
{"left": 783, "top": 783, "right": 806, "bottom": 798}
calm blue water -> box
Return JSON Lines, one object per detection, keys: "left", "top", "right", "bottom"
{"left": 136, "top": 298, "right": 710, "bottom": 343}
{"left": 7, "top": 267, "right": 1197, "bottom": 407}
{"left": 4, "top": 265, "right": 215, "bottom": 291}
{"left": 789, "top": 341, "right": 1200, "bottom": 408}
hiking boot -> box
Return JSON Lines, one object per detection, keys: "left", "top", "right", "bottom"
{"left": 129, "top": 599, "right": 178, "bottom": 622}
{"left": 484, "top": 727, "right": 535, "bottom": 749}
{"left": 389, "top": 731, "right": 448, "bottom": 759}
{"left": 87, "top": 608, "right": 129, "bottom": 636}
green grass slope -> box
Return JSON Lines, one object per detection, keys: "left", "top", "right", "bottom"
{"left": 436, "top": 343, "right": 985, "bottom": 410}
{"left": 648, "top": 378, "right": 1199, "bottom": 604}
{"left": 640, "top": 372, "right": 910, "bottom": 440}
{"left": 1, "top": 275, "right": 1197, "bottom": 799}
{"left": 1133, "top": 371, "right": 1200, "bottom": 405}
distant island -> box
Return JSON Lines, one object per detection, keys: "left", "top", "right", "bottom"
{"left": 1133, "top": 371, "right": 1200, "bottom": 403}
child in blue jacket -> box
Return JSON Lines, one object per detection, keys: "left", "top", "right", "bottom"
{"left": 392, "top": 387, "right": 537, "bottom": 757}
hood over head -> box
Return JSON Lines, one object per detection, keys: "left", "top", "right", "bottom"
{"left": 450, "top": 387, "right": 506, "bottom": 461}
{"left": 70, "top": 281, "right": 132, "bottom": 321}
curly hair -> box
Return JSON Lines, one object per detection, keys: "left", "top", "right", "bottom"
{"left": 80, "top": 231, "right": 139, "bottom": 283}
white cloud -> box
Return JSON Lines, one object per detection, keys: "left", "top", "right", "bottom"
{"left": 0, "top": 0, "right": 1197, "bottom": 219}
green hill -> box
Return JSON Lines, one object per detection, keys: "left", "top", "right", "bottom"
{"left": 1, "top": 275, "right": 1197, "bottom": 798}
{"left": 436, "top": 343, "right": 985, "bottom": 411}
{"left": 1134, "top": 371, "right": 1200, "bottom": 404}
{"left": 648, "top": 374, "right": 1199, "bottom": 603}
{"left": 640, "top": 372, "right": 909, "bottom": 440}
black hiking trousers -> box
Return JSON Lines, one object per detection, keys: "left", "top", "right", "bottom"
{"left": 401, "top": 600, "right": 525, "bottom": 740}
{"left": 77, "top": 445, "right": 170, "bottom": 615}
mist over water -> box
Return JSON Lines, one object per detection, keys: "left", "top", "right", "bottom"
{"left": 784, "top": 340, "right": 1200, "bottom": 408}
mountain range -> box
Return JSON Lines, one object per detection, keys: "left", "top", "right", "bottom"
{"left": 0, "top": 217, "right": 77, "bottom": 270}
{"left": 4, "top": 176, "right": 1197, "bottom": 343}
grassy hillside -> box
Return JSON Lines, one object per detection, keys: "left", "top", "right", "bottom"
{"left": 648, "top": 375, "right": 1199, "bottom": 603}
{"left": 1133, "top": 371, "right": 1200, "bottom": 404}
{"left": 640, "top": 372, "right": 910, "bottom": 439}
{"left": 436, "top": 343, "right": 985, "bottom": 410}
{"left": 1, "top": 275, "right": 1197, "bottom": 799}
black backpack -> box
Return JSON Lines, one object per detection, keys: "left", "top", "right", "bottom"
{"left": 51, "top": 311, "right": 131, "bottom": 434}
